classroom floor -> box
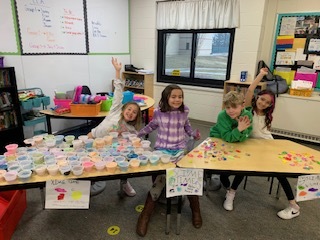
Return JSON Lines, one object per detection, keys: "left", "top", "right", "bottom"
{"left": 12, "top": 120, "right": 320, "bottom": 240}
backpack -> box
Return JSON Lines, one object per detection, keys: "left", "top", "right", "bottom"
{"left": 256, "top": 60, "right": 288, "bottom": 96}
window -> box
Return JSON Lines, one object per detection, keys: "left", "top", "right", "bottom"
{"left": 157, "top": 29, "right": 235, "bottom": 89}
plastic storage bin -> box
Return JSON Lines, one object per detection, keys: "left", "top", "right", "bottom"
{"left": 289, "top": 88, "right": 313, "bottom": 97}
{"left": 70, "top": 102, "right": 102, "bottom": 116}
{"left": 122, "top": 91, "right": 134, "bottom": 104}
{"left": 54, "top": 98, "right": 72, "bottom": 109}
{"left": 0, "top": 190, "right": 27, "bottom": 240}
{"left": 101, "top": 98, "right": 113, "bottom": 111}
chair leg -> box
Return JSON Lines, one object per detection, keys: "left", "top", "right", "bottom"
{"left": 276, "top": 181, "right": 281, "bottom": 199}
{"left": 243, "top": 176, "right": 248, "bottom": 190}
{"left": 166, "top": 197, "right": 171, "bottom": 235}
{"left": 269, "top": 177, "right": 274, "bottom": 194}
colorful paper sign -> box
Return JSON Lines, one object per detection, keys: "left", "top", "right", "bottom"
{"left": 45, "top": 179, "right": 90, "bottom": 209}
{"left": 166, "top": 168, "right": 203, "bottom": 197}
{"left": 296, "top": 174, "right": 320, "bottom": 202}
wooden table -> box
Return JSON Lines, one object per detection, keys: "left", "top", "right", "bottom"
{"left": 40, "top": 94, "right": 155, "bottom": 134}
{"left": 0, "top": 161, "right": 175, "bottom": 209}
{"left": 177, "top": 138, "right": 320, "bottom": 176}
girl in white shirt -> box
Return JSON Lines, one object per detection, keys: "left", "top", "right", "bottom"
{"left": 88, "top": 57, "right": 142, "bottom": 197}
{"left": 244, "top": 68, "right": 300, "bottom": 220}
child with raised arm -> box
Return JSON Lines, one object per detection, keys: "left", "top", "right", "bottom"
{"left": 245, "top": 67, "right": 300, "bottom": 220}
{"left": 88, "top": 57, "right": 142, "bottom": 197}
{"left": 209, "top": 91, "right": 253, "bottom": 211}
{"left": 136, "top": 84, "right": 201, "bottom": 237}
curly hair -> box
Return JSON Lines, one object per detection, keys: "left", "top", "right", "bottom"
{"left": 252, "top": 90, "right": 276, "bottom": 130}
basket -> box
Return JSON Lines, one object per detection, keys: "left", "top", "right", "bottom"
{"left": 70, "top": 102, "right": 102, "bottom": 116}
{"left": 54, "top": 98, "right": 72, "bottom": 109}
{"left": 289, "top": 88, "right": 313, "bottom": 97}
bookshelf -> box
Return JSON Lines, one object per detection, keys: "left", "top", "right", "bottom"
{"left": 0, "top": 67, "right": 24, "bottom": 153}
{"left": 223, "top": 80, "right": 267, "bottom": 108}
{"left": 122, "top": 71, "right": 154, "bottom": 97}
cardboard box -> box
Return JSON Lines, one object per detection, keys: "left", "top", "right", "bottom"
{"left": 70, "top": 102, "right": 102, "bottom": 116}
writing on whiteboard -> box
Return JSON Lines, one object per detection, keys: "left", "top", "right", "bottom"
{"left": 91, "top": 20, "right": 106, "bottom": 38}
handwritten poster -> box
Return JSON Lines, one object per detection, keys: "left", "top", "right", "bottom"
{"left": 275, "top": 51, "right": 296, "bottom": 65}
{"left": 15, "top": 0, "right": 87, "bottom": 54}
{"left": 166, "top": 168, "right": 203, "bottom": 198}
{"left": 296, "top": 175, "right": 320, "bottom": 202}
{"left": 279, "top": 17, "right": 296, "bottom": 36}
{"left": 45, "top": 180, "right": 90, "bottom": 209}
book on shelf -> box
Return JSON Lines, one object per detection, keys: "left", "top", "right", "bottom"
{"left": 0, "top": 70, "right": 10, "bottom": 87}
{"left": 0, "top": 110, "right": 18, "bottom": 130}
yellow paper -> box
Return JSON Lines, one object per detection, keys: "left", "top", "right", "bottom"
{"left": 292, "top": 38, "right": 306, "bottom": 50}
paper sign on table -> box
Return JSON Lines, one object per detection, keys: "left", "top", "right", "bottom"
{"left": 296, "top": 175, "right": 320, "bottom": 202}
{"left": 45, "top": 180, "right": 91, "bottom": 209}
{"left": 166, "top": 168, "right": 203, "bottom": 197}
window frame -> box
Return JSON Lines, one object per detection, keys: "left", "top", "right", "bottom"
{"left": 157, "top": 28, "right": 235, "bottom": 89}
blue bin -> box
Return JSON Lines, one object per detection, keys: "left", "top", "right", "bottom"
{"left": 41, "top": 96, "right": 51, "bottom": 106}
{"left": 122, "top": 91, "right": 134, "bottom": 104}
{"left": 32, "top": 98, "right": 42, "bottom": 108}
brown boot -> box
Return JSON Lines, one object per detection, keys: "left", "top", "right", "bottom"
{"left": 188, "top": 195, "right": 202, "bottom": 228}
{"left": 136, "top": 193, "right": 156, "bottom": 237}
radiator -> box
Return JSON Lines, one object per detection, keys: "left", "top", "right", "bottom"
{"left": 271, "top": 128, "right": 320, "bottom": 143}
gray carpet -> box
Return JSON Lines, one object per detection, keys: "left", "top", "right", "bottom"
{"left": 11, "top": 120, "right": 320, "bottom": 240}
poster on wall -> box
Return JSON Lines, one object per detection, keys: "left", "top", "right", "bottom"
{"left": 45, "top": 179, "right": 90, "bottom": 209}
{"left": 280, "top": 17, "right": 296, "bottom": 36}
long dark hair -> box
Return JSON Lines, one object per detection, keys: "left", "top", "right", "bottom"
{"left": 252, "top": 90, "right": 275, "bottom": 130}
{"left": 159, "top": 84, "right": 185, "bottom": 112}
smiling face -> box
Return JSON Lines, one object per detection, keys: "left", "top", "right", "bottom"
{"left": 122, "top": 103, "right": 139, "bottom": 122}
{"left": 225, "top": 104, "right": 244, "bottom": 119}
{"left": 255, "top": 94, "right": 273, "bottom": 112}
{"left": 168, "top": 89, "right": 183, "bottom": 109}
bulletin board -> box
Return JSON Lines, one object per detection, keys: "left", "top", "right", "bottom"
{"left": 15, "top": 0, "right": 88, "bottom": 54}
{"left": 0, "top": 0, "right": 20, "bottom": 54}
{"left": 270, "top": 12, "right": 320, "bottom": 71}
{"left": 86, "top": 0, "right": 130, "bottom": 54}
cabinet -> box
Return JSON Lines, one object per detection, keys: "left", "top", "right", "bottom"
{"left": 0, "top": 67, "right": 24, "bottom": 153}
{"left": 18, "top": 88, "right": 50, "bottom": 136}
{"left": 223, "top": 80, "right": 267, "bottom": 108}
{"left": 122, "top": 71, "right": 154, "bottom": 97}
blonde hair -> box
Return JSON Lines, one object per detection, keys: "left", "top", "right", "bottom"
{"left": 120, "top": 102, "right": 142, "bottom": 130}
{"left": 223, "top": 91, "right": 244, "bottom": 108}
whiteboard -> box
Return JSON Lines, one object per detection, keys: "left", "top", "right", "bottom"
{"left": 86, "top": 0, "right": 129, "bottom": 54}
{"left": 15, "top": 0, "right": 87, "bottom": 54}
{"left": 0, "top": 0, "right": 19, "bottom": 53}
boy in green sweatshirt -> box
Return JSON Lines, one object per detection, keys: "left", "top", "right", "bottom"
{"left": 210, "top": 91, "right": 253, "bottom": 211}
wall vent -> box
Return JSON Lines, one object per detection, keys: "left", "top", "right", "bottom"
{"left": 271, "top": 128, "right": 320, "bottom": 144}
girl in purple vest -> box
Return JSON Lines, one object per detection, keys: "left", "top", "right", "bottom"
{"left": 136, "top": 84, "right": 201, "bottom": 237}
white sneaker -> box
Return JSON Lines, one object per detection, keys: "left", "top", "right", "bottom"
{"left": 223, "top": 190, "right": 235, "bottom": 211}
{"left": 277, "top": 206, "right": 300, "bottom": 220}
{"left": 122, "top": 181, "right": 136, "bottom": 197}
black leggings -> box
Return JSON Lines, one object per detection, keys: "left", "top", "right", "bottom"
{"left": 220, "top": 174, "right": 244, "bottom": 190}
{"left": 220, "top": 174, "right": 295, "bottom": 200}
{"left": 277, "top": 176, "right": 294, "bottom": 200}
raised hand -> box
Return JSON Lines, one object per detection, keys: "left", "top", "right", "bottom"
{"left": 112, "top": 57, "right": 122, "bottom": 72}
